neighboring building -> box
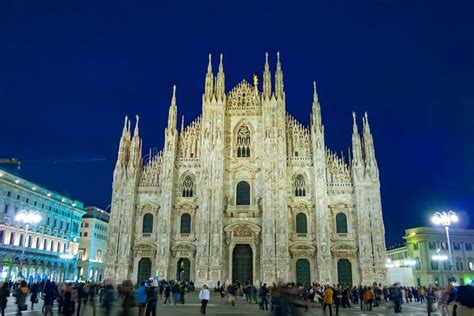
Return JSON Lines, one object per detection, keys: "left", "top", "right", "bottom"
{"left": 387, "top": 227, "right": 474, "bottom": 286}
{"left": 77, "top": 206, "right": 109, "bottom": 282}
{"left": 105, "top": 53, "right": 388, "bottom": 286}
{"left": 0, "top": 168, "right": 85, "bottom": 282}
{"left": 386, "top": 245, "right": 416, "bottom": 286}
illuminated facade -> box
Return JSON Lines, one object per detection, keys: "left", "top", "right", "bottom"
{"left": 105, "top": 53, "right": 388, "bottom": 286}
{"left": 388, "top": 227, "right": 474, "bottom": 286}
{"left": 77, "top": 206, "right": 109, "bottom": 282}
{"left": 0, "top": 168, "right": 85, "bottom": 282}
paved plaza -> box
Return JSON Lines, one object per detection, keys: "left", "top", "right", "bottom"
{"left": 2, "top": 292, "right": 441, "bottom": 315}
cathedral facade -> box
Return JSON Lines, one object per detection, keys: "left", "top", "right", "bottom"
{"left": 105, "top": 53, "right": 388, "bottom": 287}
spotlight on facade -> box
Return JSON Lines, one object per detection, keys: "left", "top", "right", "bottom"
{"left": 432, "top": 254, "right": 448, "bottom": 261}
{"left": 60, "top": 254, "right": 74, "bottom": 260}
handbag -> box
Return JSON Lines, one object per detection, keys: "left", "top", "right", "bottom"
{"left": 20, "top": 304, "right": 27, "bottom": 311}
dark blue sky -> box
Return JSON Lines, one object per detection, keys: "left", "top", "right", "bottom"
{"left": 1, "top": 1, "right": 473, "bottom": 246}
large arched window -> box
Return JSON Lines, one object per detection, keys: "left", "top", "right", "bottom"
{"left": 236, "top": 124, "right": 251, "bottom": 157}
{"left": 181, "top": 175, "right": 194, "bottom": 197}
{"left": 142, "top": 213, "right": 154, "bottom": 235}
{"left": 236, "top": 181, "right": 250, "bottom": 205}
{"left": 180, "top": 214, "right": 191, "bottom": 234}
{"left": 296, "top": 213, "right": 308, "bottom": 234}
{"left": 294, "top": 175, "right": 306, "bottom": 197}
{"left": 336, "top": 213, "right": 348, "bottom": 233}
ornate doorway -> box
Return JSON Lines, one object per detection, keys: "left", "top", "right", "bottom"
{"left": 177, "top": 258, "right": 190, "bottom": 281}
{"left": 337, "top": 259, "right": 352, "bottom": 286}
{"left": 232, "top": 244, "right": 253, "bottom": 283}
{"left": 296, "top": 259, "right": 310, "bottom": 285}
{"left": 137, "top": 258, "right": 152, "bottom": 283}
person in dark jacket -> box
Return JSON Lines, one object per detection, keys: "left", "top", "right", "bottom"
{"left": 101, "top": 284, "right": 115, "bottom": 316}
{"left": 62, "top": 284, "right": 74, "bottom": 316}
{"left": 30, "top": 283, "right": 38, "bottom": 311}
{"left": 43, "top": 280, "right": 56, "bottom": 316}
{"left": 145, "top": 281, "right": 158, "bottom": 316}
{"left": 0, "top": 282, "right": 10, "bottom": 316}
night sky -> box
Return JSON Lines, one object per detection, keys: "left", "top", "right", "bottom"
{"left": 1, "top": 1, "right": 473, "bottom": 246}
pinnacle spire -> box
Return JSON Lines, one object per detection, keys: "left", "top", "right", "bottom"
{"left": 216, "top": 53, "right": 225, "bottom": 100}
{"left": 275, "top": 51, "right": 284, "bottom": 99}
{"left": 167, "top": 85, "right": 178, "bottom": 130}
{"left": 313, "top": 81, "right": 318, "bottom": 103}
{"left": 172, "top": 84, "right": 176, "bottom": 106}
{"left": 133, "top": 114, "right": 140, "bottom": 137}
{"left": 351, "top": 112, "right": 364, "bottom": 165}
{"left": 263, "top": 52, "right": 272, "bottom": 99}
{"left": 362, "top": 111, "right": 377, "bottom": 168}
{"left": 311, "top": 81, "right": 322, "bottom": 131}
{"left": 181, "top": 115, "right": 185, "bottom": 133}
{"left": 204, "top": 54, "right": 214, "bottom": 99}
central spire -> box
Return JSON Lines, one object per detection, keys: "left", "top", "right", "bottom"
{"left": 216, "top": 53, "right": 225, "bottom": 101}
{"left": 275, "top": 51, "right": 284, "bottom": 100}
{"left": 263, "top": 52, "right": 272, "bottom": 99}
{"left": 204, "top": 54, "right": 214, "bottom": 100}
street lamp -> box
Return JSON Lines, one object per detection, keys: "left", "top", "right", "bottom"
{"left": 15, "top": 210, "right": 42, "bottom": 279}
{"left": 431, "top": 211, "right": 458, "bottom": 282}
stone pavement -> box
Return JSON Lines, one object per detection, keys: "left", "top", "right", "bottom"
{"left": 2, "top": 292, "right": 441, "bottom": 315}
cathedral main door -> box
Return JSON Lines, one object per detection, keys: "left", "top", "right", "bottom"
{"left": 232, "top": 244, "right": 253, "bottom": 283}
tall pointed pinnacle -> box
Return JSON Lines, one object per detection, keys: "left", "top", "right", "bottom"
{"left": 167, "top": 85, "right": 178, "bottom": 130}
{"left": 204, "top": 54, "right": 214, "bottom": 100}
{"left": 133, "top": 114, "right": 140, "bottom": 138}
{"left": 312, "top": 81, "right": 322, "bottom": 130}
{"left": 275, "top": 51, "right": 284, "bottom": 100}
{"left": 180, "top": 115, "right": 185, "bottom": 133}
{"left": 216, "top": 53, "right": 225, "bottom": 100}
{"left": 263, "top": 52, "right": 272, "bottom": 99}
{"left": 351, "top": 112, "right": 364, "bottom": 165}
{"left": 117, "top": 116, "right": 131, "bottom": 165}
{"left": 362, "top": 112, "right": 376, "bottom": 165}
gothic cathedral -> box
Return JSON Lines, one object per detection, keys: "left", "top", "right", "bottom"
{"left": 105, "top": 53, "right": 388, "bottom": 286}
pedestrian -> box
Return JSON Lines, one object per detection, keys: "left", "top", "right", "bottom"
{"left": 228, "top": 284, "right": 236, "bottom": 307}
{"left": 163, "top": 283, "right": 171, "bottom": 304}
{"left": 88, "top": 283, "right": 97, "bottom": 316}
{"left": 171, "top": 282, "right": 180, "bottom": 306}
{"left": 199, "top": 284, "right": 210, "bottom": 315}
{"left": 43, "top": 280, "right": 57, "bottom": 316}
{"left": 323, "top": 285, "right": 333, "bottom": 316}
{"left": 136, "top": 281, "right": 147, "bottom": 316}
{"left": 30, "top": 283, "right": 38, "bottom": 311}
{"left": 62, "top": 284, "right": 74, "bottom": 316}
{"left": 259, "top": 283, "right": 269, "bottom": 310}
{"left": 0, "top": 282, "right": 10, "bottom": 316}
{"left": 389, "top": 283, "right": 403, "bottom": 313}
{"left": 121, "top": 280, "right": 137, "bottom": 316}
{"left": 101, "top": 283, "right": 115, "bottom": 316}
{"left": 15, "top": 280, "right": 29, "bottom": 316}
{"left": 145, "top": 280, "right": 158, "bottom": 316}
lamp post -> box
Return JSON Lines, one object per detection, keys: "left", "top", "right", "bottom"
{"left": 431, "top": 211, "right": 458, "bottom": 282}
{"left": 15, "top": 210, "right": 42, "bottom": 279}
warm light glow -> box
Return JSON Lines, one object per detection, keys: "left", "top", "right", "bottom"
{"left": 432, "top": 254, "right": 448, "bottom": 261}
{"left": 15, "top": 210, "right": 42, "bottom": 224}
{"left": 72, "top": 203, "right": 76, "bottom": 207}
{"left": 60, "top": 254, "right": 74, "bottom": 260}
{"left": 47, "top": 193, "right": 51, "bottom": 197}
{"left": 404, "top": 259, "right": 417, "bottom": 266}
{"left": 0, "top": 172, "right": 4, "bottom": 177}
{"left": 410, "top": 232, "right": 416, "bottom": 236}
{"left": 32, "top": 187, "right": 36, "bottom": 191}
{"left": 15, "top": 179, "right": 19, "bottom": 184}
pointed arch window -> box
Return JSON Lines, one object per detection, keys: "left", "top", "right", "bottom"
{"left": 336, "top": 213, "right": 348, "bottom": 233}
{"left": 294, "top": 175, "right": 306, "bottom": 197}
{"left": 296, "top": 213, "right": 308, "bottom": 234}
{"left": 236, "top": 181, "right": 251, "bottom": 205}
{"left": 236, "top": 124, "right": 251, "bottom": 157}
{"left": 142, "top": 213, "right": 154, "bottom": 235}
{"left": 182, "top": 175, "right": 194, "bottom": 197}
{"left": 180, "top": 213, "right": 191, "bottom": 234}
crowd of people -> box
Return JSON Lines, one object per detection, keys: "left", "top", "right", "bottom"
{"left": 0, "top": 278, "right": 472, "bottom": 315}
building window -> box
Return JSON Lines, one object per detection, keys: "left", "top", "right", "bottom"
{"left": 413, "top": 243, "right": 419, "bottom": 251}
{"left": 428, "top": 241, "right": 436, "bottom": 250}
{"left": 453, "top": 242, "right": 461, "bottom": 251}
{"left": 296, "top": 213, "right": 307, "bottom": 234}
{"left": 50, "top": 240, "right": 54, "bottom": 251}
{"left": 9, "top": 232, "right": 15, "bottom": 245}
{"left": 456, "top": 260, "right": 464, "bottom": 271}
{"left": 441, "top": 241, "right": 448, "bottom": 250}
{"left": 180, "top": 213, "right": 191, "bottom": 234}
{"left": 468, "top": 259, "right": 474, "bottom": 271}
{"left": 335, "top": 213, "right": 348, "bottom": 234}
{"left": 16, "top": 195, "right": 20, "bottom": 200}
{"left": 7, "top": 191, "right": 11, "bottom": 197}
{"left": 294, "top": 175, "right": 306, "bottom": 197}
{"left": 84, "top": 232, "right": 88, "bottom": 237}
{"left": 236, "top": 124, "right": 251, "bottom": 157}
{"left": 466, "top": 243, "right": 473, "bottom": 251}
{"left": 97, "top": 250, "right": 102, "bottom": 261}
{"left": 42, "top": 239, "right": 46, "bottom": 250}
{"left": 431, "top": 261, "right": 439, "bottom": 270}
{"left": 25, "top": 198, "right": 29, "bottom": 203}
{"left": 85, "top": 223, "right": 89, "bottom": 228}
{"left": 181, "top": 175, "right": 194, "bottom": 197}
{"left": 236, "top": 181, "right": 250, "bottom": 205}
{"left": 142, "top": 213, "right": 154, "bottom": 235}
{"left": 415, "top": 258, "right": 421, "bottom": 270}
{"left": 18, "top": 234, "right": 23, "bottom": 247}
{"left": 3, "top": 204, "right": 8, "bottom": 214}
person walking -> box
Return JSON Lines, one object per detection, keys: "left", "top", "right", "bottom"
{"left": 145, "top": 280, "right": 158, "bottom": 316}
{"left": 15, "top": 280, "right": 29, "bottom": 316}
{"left": 171, "top": 282, "right": 180, "bottom": 306}
{"left": 199, "top": 284, "right": 210, "bottom": 315}
{"left": 101, "top": 283, "right": 115, "bottom": 316}
{"left": 30, "top": 283, "right": 38, "bottom": 311}
{"left": 0, "top": 282, "right": 10, "bottom": 316}
{"left": 62, "top": 284, "right": 74, "bottom": 316}
{"left": 323, "top": 285, "right": 333, "bottom": 316}
{"left": 137, "top": 282, "right": 147, "bottom": 316}
{"left": 163, "top": 283, "right": 171, "bottom": 304}
{"left": 43, "top": 280, "right": 57, "bottom": 316}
